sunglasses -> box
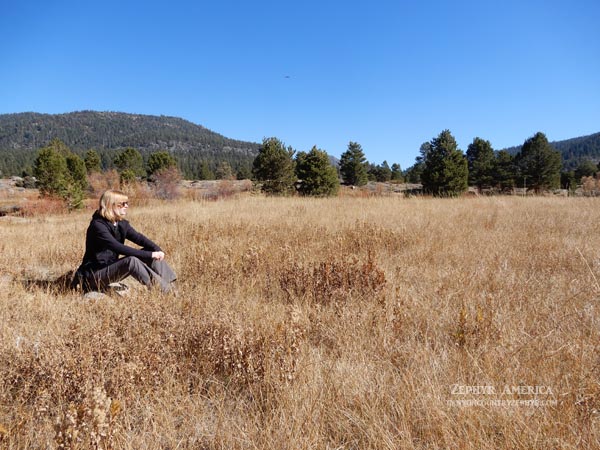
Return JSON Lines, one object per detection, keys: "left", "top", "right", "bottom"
{"left": 117, "top": 201, "right": 129, "bottom": 207}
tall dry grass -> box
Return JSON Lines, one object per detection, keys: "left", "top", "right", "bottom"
{"left": 1, "top": 195, "right": 600, "bottom": 449}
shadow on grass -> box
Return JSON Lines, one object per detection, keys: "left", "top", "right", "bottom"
{"left": 20, "top": 270, "right": 75, "bottom": 294}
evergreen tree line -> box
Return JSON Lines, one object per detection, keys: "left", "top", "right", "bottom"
{"left": 0, "top": 145, "right": 256, "bottom": 181}
{"left": 2, "top": 111, "right": 599, "bottom": 185}
{"left": 403, "top": 130, "right": 598, "bottom": 195}
{"left": 250, "top": 138, "right": 405, "bottom": 197}
{"left": 252, "top": 130, "right": 597, "bottom": 198}
{"left": 251, "top": 138, "right": 339, "bottom": 196}
{"left": 18, "top": 131, "right": 600, "bottom": 203}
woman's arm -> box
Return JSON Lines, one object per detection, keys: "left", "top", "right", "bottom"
{"left": 91, "top": 221, "right": 154, "bottom": 260}
{"left": 125, "top": 223, "right": 162, "bottom": 252}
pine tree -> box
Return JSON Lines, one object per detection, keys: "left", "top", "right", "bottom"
{"left": 66, "top": 154, "right": 88, "bottom": 190}
{"left": 84, "top": 149, "right": 102, "bottom": 173}
{"left": 404, "top": 163, "right": 424, "bottom": 183}
{"left": 574, "top": 160, "right": 597, "bottom": 182}
{"left": 215, "top": 161, "right": 234, "bottom": 180}
{"left": 295, "top": 146, "right": 340, "bottom": 196}
{"left": 34, "top": 143, "right": 68, "bottom": 197}
{"left": 236, "top": 165, "right": 252, "bottom": 180}
{"left": 391, "top": 163, "right": 403, "bottom": 182}
{"left": 369, "top": 161, "right": 392, "bottom": 182}
{"left": 561, "top": 171, "right": 577, "bottom": 191}
{"left": 252, "top": 137, "right": 296, "bottom": 195}
{"left": 516, "top": 132, "right": 561, "bottom": 192}
{"left": 493, "top": 150, "right": 516, "bottom": 190}
{"left": 339, "top": 141, "right": 368, "bottom": 186}
{"left": 119, "top": 169, "right": 137, "bottom": 186}
{"left": 198, "top": 161, "right": 215, "bottom": 180}
{"left": 466, "top": 137, "right": 495, "bottom": 191}
{"left": 33, "top": 139, "right": 87, "bottom": 209}
{"left": 147, "top": 151, "right": 176, "bottom": 176}
{"left": 421, "top": 130, "right": 468, "bottom": 196}
{"left": 114, "top": 147, "right": 145, "bottom": 177}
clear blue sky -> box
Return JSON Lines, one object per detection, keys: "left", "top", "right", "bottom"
{"left": 1, "top": 0, "right": 599, "bottom": 169}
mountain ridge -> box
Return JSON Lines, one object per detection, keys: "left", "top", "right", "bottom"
{"left": 0, "top": 111, "right": 261, "bottom": 178}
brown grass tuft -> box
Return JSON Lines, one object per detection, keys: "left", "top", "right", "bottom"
{"left": 279, "top": 253, "right": 386, "bottom": 306}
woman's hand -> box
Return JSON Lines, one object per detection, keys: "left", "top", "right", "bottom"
{"left": 152, "top": 251, "right": 165, "bottom": 261}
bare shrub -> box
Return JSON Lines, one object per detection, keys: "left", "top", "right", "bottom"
{"left": 54, "top": 387, "right": 121, "bottom": 450}
{"left": 338, "top": 185, "right": 372, "bottom": 198}
{"left": 582, "top": 175, "right": 600, "bottom": 196}
{"left": 209, "top": 180, "right": 253, "bottom": 201}
{"left": 87, "top": 170, "right": 120, "bottom": 198}
{"left": 18, "top": 197, "right": 68, "bottom": 216}
{"left": 216, "top": 179, "right": 236, "bottom": 199}
{"left": 119, "top": 179, "right": 152, "bottom": 206}
{"left": 149, "top": 166, "right": 182, "bottom": 200}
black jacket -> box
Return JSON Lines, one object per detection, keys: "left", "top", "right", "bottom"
{"left": 78, "top": 211, "right": 161, "bottom": 272}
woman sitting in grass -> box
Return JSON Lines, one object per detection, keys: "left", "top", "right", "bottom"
{"left": 72, "top": 189, "right": 176, "bottom": 294}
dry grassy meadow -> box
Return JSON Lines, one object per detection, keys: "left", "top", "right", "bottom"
{"left": 1, "top": 193, "right": 600, "bottom": 449}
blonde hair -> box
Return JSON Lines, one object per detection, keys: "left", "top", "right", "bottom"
{"left": 98, "top": 190, "right": 129, "bottom": 222}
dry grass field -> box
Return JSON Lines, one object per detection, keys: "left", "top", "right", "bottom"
{"left": 1, "top": 194, "right": 600, "bottom": 449}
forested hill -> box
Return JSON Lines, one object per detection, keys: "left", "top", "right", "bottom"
{"left": 0, "top": 111, "right": 261, "bottom": 178}
{"left": 502, "top": 131, "right": 600, "bottom": 171}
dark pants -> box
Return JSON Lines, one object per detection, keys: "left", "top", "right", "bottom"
{"left": 87, "top": 256, "right": 177, "bottom": 293}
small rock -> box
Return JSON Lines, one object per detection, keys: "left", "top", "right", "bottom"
{"left": 0, "top": 274, "right": 14, "bottom": 288}
{"left": 83, "top": 291, "right": 109, "bottom": 301}
{"left": 108, "top": 282, "right": 131, "bottom": 297}
{"left": 0, "top": 216, "right": 29, "bottom": 223}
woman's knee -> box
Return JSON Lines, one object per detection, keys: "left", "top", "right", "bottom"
{"left": 123, "top": 256, "right": 145, "bottom": 271}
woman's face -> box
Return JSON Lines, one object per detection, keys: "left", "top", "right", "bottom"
{"left": 113, "top": 200, "right": 129, "bottom": 218}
